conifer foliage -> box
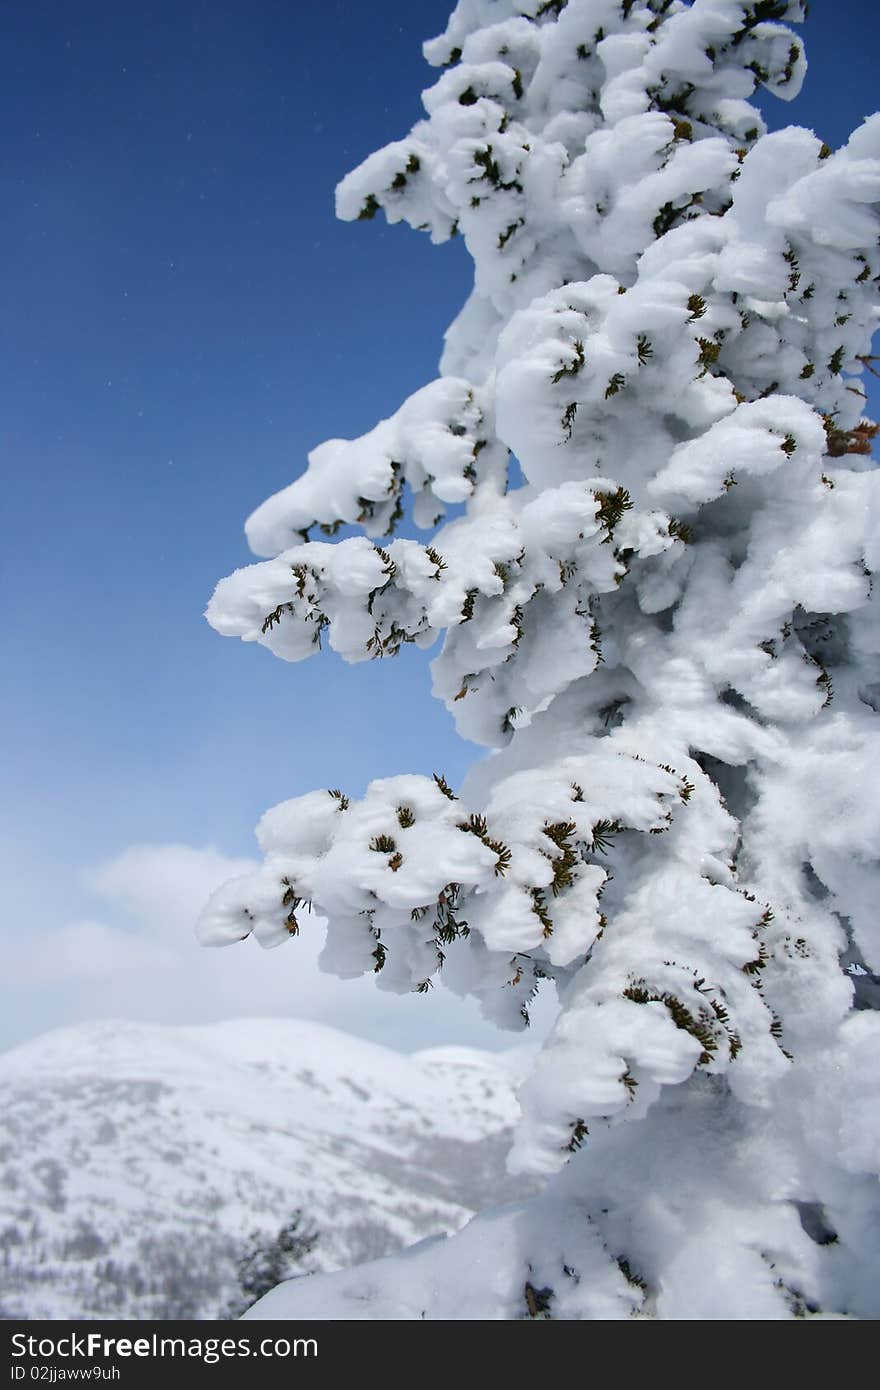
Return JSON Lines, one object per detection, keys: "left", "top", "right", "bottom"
{"left": 201, "top": 0, "right": 880, "bottom": 1318}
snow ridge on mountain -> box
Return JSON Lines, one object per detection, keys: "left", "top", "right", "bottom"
{"left": 0, "top": 1018, "right": 530, "bottom": 1320}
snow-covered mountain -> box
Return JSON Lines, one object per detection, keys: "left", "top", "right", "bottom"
{"left": 0, "top": 1018, "right": 532, "bottom": 1320}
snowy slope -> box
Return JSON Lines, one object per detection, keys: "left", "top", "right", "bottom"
{"left": 0, "top": 1018, "right": 532, "bottom": 1320}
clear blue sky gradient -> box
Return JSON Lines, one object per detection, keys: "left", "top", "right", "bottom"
{"left": 1, "top": 2, "right": 876, "bottom": 960}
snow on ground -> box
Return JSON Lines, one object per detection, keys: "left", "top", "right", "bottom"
{"left": 0, "top": 1017, "right": 532, "bottom": 1320}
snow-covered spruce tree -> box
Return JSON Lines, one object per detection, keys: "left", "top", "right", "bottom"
{"left": 200, "top": 0, "right": 880, "bottom": 1319}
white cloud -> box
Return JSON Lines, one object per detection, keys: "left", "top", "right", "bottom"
{"left": 2, "top": 841, "right": 557, "bottom": 1054}
{"left": 13, "top": 918, "right": 171, "bottom": 984}
{"left": 84, "top": 843, "right": 257, "bottom": 944}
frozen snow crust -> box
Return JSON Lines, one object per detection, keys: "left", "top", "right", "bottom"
{"left": 204, "top": 0, "right": 880, "bottom": 1319}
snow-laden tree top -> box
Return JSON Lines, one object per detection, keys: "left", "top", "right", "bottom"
{"left": 202, "top": 0, "right": 880, "bottom": 1319}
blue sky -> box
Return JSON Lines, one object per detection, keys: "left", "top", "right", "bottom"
{"left": 1, "top": 1, "right": 876, "bottom": 1052}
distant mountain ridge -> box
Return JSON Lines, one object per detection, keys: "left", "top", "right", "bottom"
{"left": 0, "top": 1018, "right": 531, "bottom": 1320}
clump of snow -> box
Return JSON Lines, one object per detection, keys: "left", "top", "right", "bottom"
{"left": 204, "top": 0, "right": 879, "bottom": 1320}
